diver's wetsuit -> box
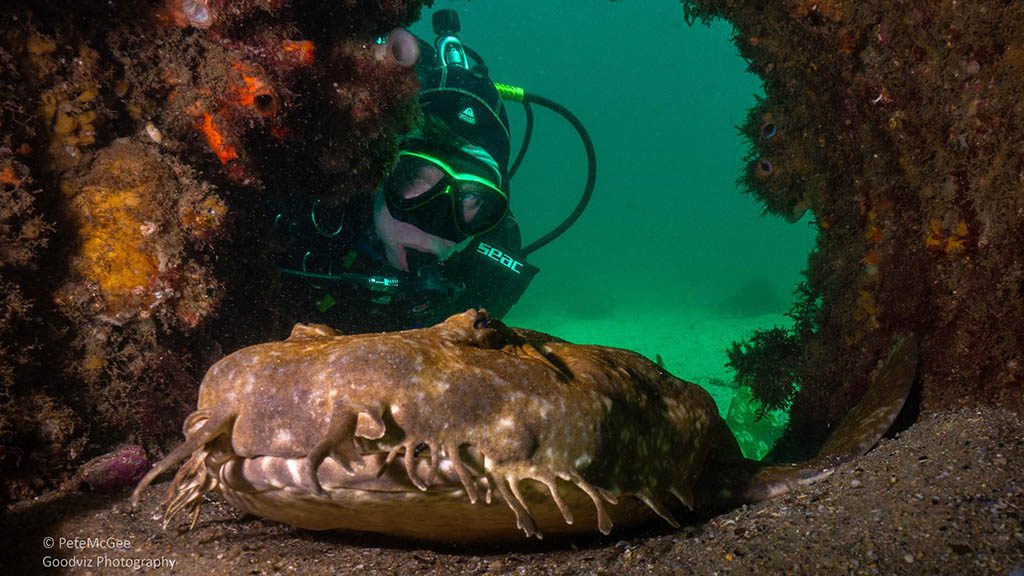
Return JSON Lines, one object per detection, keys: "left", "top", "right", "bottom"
{"left": 271, "top": 193, "right": 529, "bottom": 332}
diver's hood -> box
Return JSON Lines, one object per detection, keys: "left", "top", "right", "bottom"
{"left": 417, "top": 65, "right": 512, "bottom": 179}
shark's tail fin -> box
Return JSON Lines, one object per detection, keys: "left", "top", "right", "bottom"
{"left": 740, "top": 333, "right": 920, "bottom": 503}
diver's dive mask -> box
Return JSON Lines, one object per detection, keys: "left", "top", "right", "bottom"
{"left": 383, "top": 151, "right": 508, "bottom": 238}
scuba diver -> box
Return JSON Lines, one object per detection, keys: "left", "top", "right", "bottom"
{"left": 274, "top": 9, "right": 595, "bottom": 332}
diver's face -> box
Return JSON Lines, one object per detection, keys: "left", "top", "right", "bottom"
{"left": 388, "top": 159, "right": 489, "bottom": 227}
{"left": 386, "top": 151, "right": 505, "bottom": 227}
{"left": 374, "top": 151, "right": 503, "bottom": 271}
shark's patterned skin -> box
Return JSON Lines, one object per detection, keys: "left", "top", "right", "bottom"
{"left": 132, "top": 309, "right": 917, "bottom": 541}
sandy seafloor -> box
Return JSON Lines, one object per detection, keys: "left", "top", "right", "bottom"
{"left": 2, "top": 307, "right": 1022, "bottom": 575}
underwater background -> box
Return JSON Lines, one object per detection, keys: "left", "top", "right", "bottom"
{"left": 3, "top": 1, "right": 1022, "bottom": 572}
{"left": 413, "top": 0, "right": 816, "bottom": 453}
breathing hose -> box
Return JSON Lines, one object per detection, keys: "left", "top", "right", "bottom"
{"left": 508, "top": 99, "right": 533, "bottom": 179}
{"left": 496, "top": 84, "right": 596, "bottom": 256}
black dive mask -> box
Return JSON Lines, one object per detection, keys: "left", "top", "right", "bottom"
{"left": 383, "top": 151, "right": 508, "bottom": 240}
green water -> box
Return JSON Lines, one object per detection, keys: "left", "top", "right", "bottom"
{"left": 412, "top": 1, "right": 816, "bottom": 458}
